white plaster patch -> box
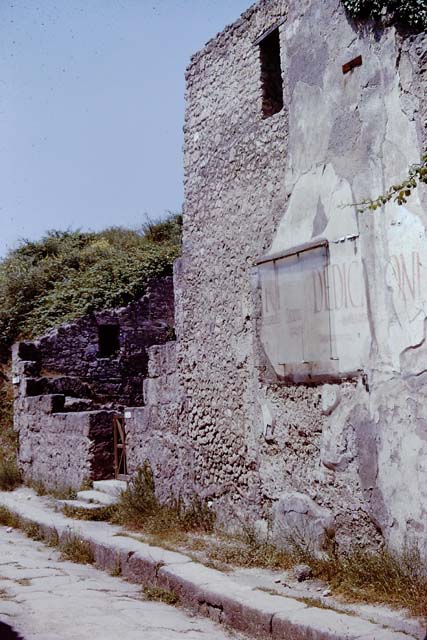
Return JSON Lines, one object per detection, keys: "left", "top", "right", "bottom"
{"left": 270, "top": 163, "right": 357, "bottom": 254}
{"left": 261, "top": 400, "right": 276, "bottom": 442}
{"left": 321, "top": 384, "right": 340, "bottom": 415}
{"left": 385, "top": 203, "right": 427, "bottom": 369}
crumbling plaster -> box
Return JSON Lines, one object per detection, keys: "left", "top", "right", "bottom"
{"left": 179, "top": 0, "right": 427, "bottom": 549}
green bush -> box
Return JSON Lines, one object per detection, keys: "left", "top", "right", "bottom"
{"left": 0, "top": 214, "right": 182, "bottom": 359}
{"left": 341, "top": 0, "right": 427, "bottom": 29}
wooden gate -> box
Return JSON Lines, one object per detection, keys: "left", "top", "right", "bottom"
{"left": 113, "top": 415, "right": 128, "bottom": 480}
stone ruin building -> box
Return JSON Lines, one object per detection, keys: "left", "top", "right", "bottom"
{"left": 12, "top": 278, "right": 175, "bottom": 489}
{"left": 13, "top": 0, "right": 427, "bottom": 554}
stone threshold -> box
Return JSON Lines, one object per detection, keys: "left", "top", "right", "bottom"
{"left": 0, "top": 488, "right": 418, "bottom": 640}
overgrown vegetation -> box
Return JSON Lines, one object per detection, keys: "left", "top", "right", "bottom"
{"left": 201, "top": 526, "right": 292, "bottom": 570}
{"left": 179, "top": 526, "right": 427, "bottom": 617}
{"left": 0, "top": 458, "right": 21, "bottom": 491}
{"left": 342, "top": 0, "right": 427, "bottom": 29}
{"left": 0, "top": 505, "right": 20, "bottom": 528}
{"left": 0, "top": 213, "right": 182, "bottom": 359}
{"left": 286, "top": 537, "right": 427, "bottom": 618}
{"left": 0, "top": 371, "right": 19, "bottom": 492}
{"left": 0, "top": 371, "right": 16, "bottom": 461}
{"left": 113, "top": 462, "right": 215, "bottom": 538}
{"left": 0, "top": 214, "right": 181, "bottom": 467}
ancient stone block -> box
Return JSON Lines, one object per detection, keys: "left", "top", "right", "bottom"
{"left": 147, "top": 342, "right": 177, "bottom": 378}
{"left": 273, "top": 491, "right": 335, "bottom": 555}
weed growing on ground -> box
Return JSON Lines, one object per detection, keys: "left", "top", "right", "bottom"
{"left": 46, "top": 529, "right": 59, "bottom": 548}
{"left": 0, "top": 458, "right": 21, "bottom": 491}
{"left": 79, "top": 477, "right": 93, "bottom": 492}
{"left": 54, "top": 486, "right": 77, "bottom": 500}
{"left": 288, "top": 537, "right": 427, "bottom": 617}
{"left": 22, "top": 522, "right": 44, "bottom": 541}
{"left": 59, "top": 532, "right": 94, "bottom": 564}
{"left": 0, "top": 506, "right": 20, "bottom": 528}
{"left": 296, "top": 595, "right": 354, "bottom": 616}
{"left": 62, "top": 504, "right": 116, "bottom": 522}
{"left": 206, "top": 525, "right": 292, "bottom": 570}
{"left": 28, "top": 479, "right": 47, "bottom": 496}
{"left": 114, "top": 462, "right": 215, "bottom": 537}
{"left": 109, "top": 561, "right": 122, "bottom": 577}
{"left": 27, "top": 478, "right": 77, "bottom": 500}
{"left": 183, "top": 525, "right": 427, "bottom": 617}
{"left": 143, "top": 586, "right": 179, "bottom": 605}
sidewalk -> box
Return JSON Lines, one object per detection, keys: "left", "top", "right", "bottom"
{"left": 0, "top": 488, "right": 423, "bottom": 640}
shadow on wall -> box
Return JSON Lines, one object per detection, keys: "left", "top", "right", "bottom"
{"left": 0, "top": 622, "right": 25, "bottom": 640}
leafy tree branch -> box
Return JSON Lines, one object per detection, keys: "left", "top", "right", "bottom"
{"left": 349, "top": 152, "right": 427, "bottom": 212}
{"left": 341, "top": 0, "right": 427, "bottom": 30}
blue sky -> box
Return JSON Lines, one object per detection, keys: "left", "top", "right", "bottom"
{"left": 0, "top": 0, "right": 250, "bottom": 257}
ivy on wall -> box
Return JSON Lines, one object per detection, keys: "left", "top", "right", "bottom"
{"left": 341, "top": 0, "right": 427, "bottom": 30}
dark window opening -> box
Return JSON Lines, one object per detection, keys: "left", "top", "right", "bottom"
{"left": 98, "top": 324, "right": 120, "bottom": 358}
{"left": 259, "top": 28, "right": 283, "bottom": 118}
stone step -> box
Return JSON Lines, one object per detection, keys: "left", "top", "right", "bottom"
{"left": 92, "top": 480, "right": 127, "bottom": 498}
{"left": 58, "top": 499, "right": 106, "bottom": 511}
{"left": 76, "top": 490, "right": 118, "bottom": 506}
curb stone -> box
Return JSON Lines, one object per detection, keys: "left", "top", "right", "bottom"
{"left": 0, "top": 489, "right": 416, "bottom": 640}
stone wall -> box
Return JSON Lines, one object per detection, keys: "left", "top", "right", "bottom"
{"left": 125, "top": 340, "right": 193, "bottom": 502}
{"left": 12, "top": 277, "right": 175, "bottom": 489}
{"left": 177, "top": 0, "right": 427, "bottom": 551}
{"left": 15, "top": 394, "right": 117, "bottom": 491}
{"left": 33, "top": 277, "right": 175, "bottom": 407}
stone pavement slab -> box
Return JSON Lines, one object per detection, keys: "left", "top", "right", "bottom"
{"left": 0, "top": 526, "right": 243, "bottom": 640}
{"left": 0, "top": 488, "right": 422, "bottom": 640}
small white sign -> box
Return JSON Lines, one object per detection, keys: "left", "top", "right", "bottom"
{"left": 124, "top": 411, "right": 132, "bottom": 419}
{"left": 12, "top": 376, "right": 20, "bottom": 385}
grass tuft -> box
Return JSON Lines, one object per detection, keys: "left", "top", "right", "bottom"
{"left": 288, "top": 536, "right": 427, "bottom": 617}
{"left": 23, "top": 522, "right": 44, "bottom": 541}
{"left": 109, "top": 561, "right": 122, "bottom": 577}
{"left": 143, "top": 586, "right": 179, "bottom": 605}
{"left": 59, "top": 532, "right": 94, "bottom": 564}
{"left": 28, "top": 478, "right": 76, "bottom": 500}
{"left": 62, "top": 503, "right": 116, "bottom": 522}
{"left": 0, "top": 506, "right": 20, "bottom": 528}
{"left": 206, "top": 525, "right": 292, "bottom": 570}
{"left": 114, "top": 462, "right": 215, "bottom": 537}
{"left": 79, "top": 477, "right": 93, "bottom": 492}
